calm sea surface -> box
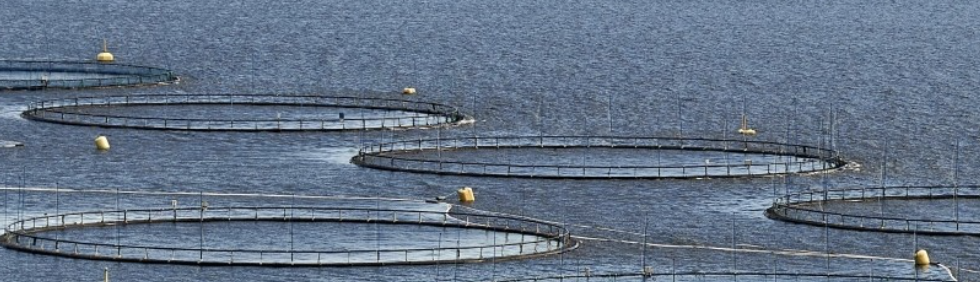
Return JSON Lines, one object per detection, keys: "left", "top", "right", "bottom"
{"left": 2, "top": 0, "right": 980, "bottom": 281}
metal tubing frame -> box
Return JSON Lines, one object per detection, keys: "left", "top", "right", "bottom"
{"left": 0, "top": 205, "right": 576, "bottom": 266}
{"left": 352, "top": 135, "right": 847, "bottom": 179}
{"left": 21, "top": 94, "right": 474, "bottom": 131}
{"left": 0, "top": 60, "right": 176, "bottom": 90}
{"left": 767, "top": 184, "right": 980, "bottom": 236}
{"left": 490, "top": 271, "right": 954, "bottom": 282}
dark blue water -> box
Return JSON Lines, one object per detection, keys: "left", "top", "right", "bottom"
{"left": 2, "top": 0, "right": 980, "bottom": 281}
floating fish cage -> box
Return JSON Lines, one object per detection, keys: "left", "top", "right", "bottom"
{"left": 767, "top": 185, "right": 980, "bottom": 235}
{"left": 0, "top": 202, "right": 574, "bottom": 266}
{"left": 0, "top": 60, "right": 176, "bottom": 90}
{"left": 21, "top": 94, "right": 474, "bottom": 131}
{"left": 351, "top": 136, "right": 847, "bottom": 179}
{"left": 490, "top": 271, "right": 954, "bottom": 282}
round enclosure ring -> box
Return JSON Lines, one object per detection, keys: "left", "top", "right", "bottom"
{"left": 1, "top": 205, "right": 575, "bottom": 266}
{"left": 0, "top": 60, "right": 176, "bottom": 90}
{"left": 22, "top": 94, "right": 474, "bottom": 131}
{"left": 351, "top": 136, "right": 847, "bottom": 179}
{"left": 489, "top": 272, "right": 953, "bottom": 282}
{"left": 767, "top": 185, "right": 980, "bottom": 235}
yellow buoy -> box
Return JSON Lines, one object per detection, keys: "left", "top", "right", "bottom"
{"left": 737, "top": 114, "right": 757, "bottom": 136}
{"left": 104, "top": 267, "right": 109, "bottom": 282}
{"left": 914, "top": 249, "right": 930, "bottom": 265}
{"left": 95, "top": 135, "right": 110, "bottom": 151}
{"left": 402, "top": 87, "right": 417, "bottom": 95}
{"left": 457, "top": 186, "right": 475, "bottom": 203}
{"left": 96, "top": 39, "right": 114, "bottom": 63}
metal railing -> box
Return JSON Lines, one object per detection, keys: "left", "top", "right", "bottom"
{"left": 767, "top": 185, "right": 980, "bottom": 235}
{"left": 22, "top": 94, "right": 473, "bottom": 131}
{"left": 0, "top": 60, "right": 176, "bottom": 90}
{"left": 1, "top": 205, "right": 574, "bottom": 266}
{"left": 352, "top": 136, "right": 846, "bottom": 179}
{"left": 492, "top": 271, "right": 954, "bottom": 282}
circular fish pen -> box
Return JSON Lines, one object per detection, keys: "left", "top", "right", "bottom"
{"left": 0, "top": 60, "right": 176, "bottom": 90}
{"left": 767, "top": 185, "right": 980, "bottom": 235}
{"left": 0, "top": 204, "right": 574, "bottom": 266}
{"left": 21, "top": 94, "right": 474, "bottom": 131}
{"left": 351, "top": 136, "right": 847, "bottom": 179}
{"left": 489, "top": 272, "right": 954, "bottom": 282}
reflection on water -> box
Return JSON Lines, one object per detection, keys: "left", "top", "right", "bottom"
{"left": 1, "top": 0, "right": 979, "bottom": 280}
